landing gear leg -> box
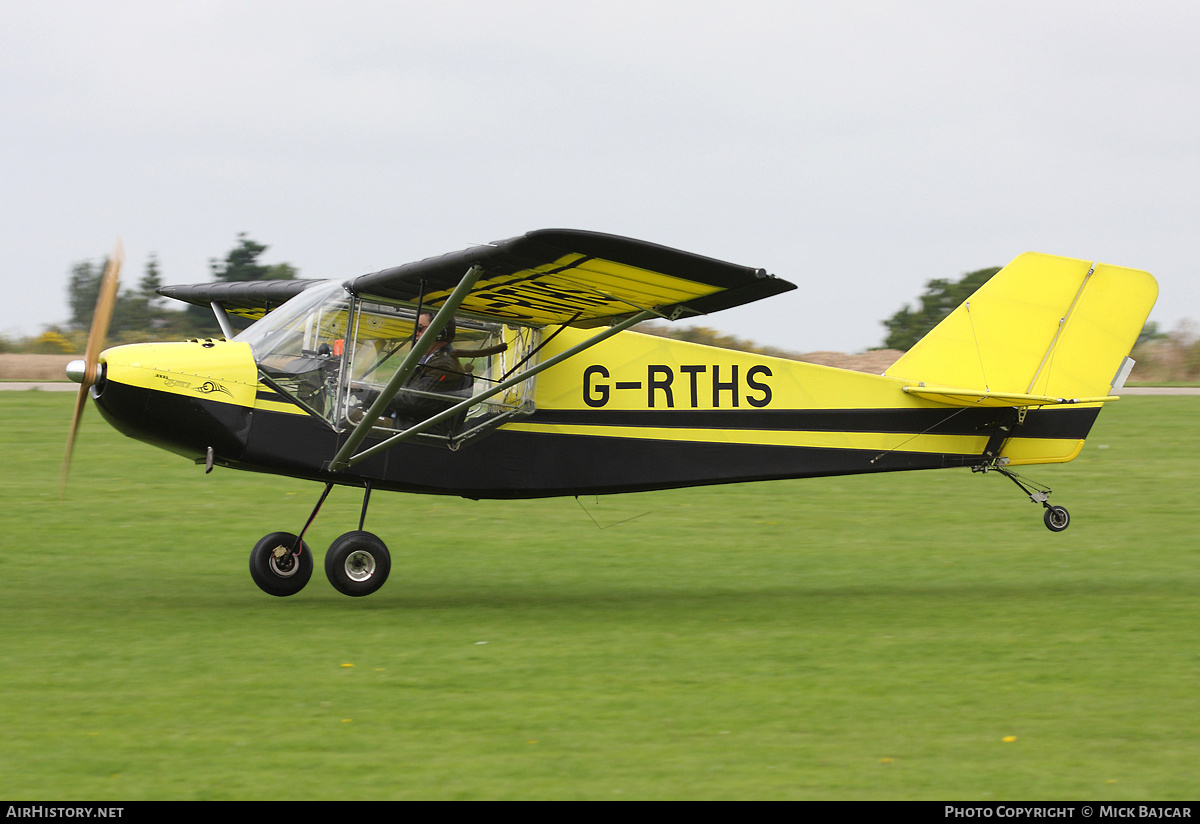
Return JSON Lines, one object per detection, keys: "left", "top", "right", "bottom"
{"left": 357, "top": 481, "right": 372, "bottom": 532}
{"left": 975, "top": 463, "right": 1071, "bottom": 532}
{"left": 295, "top": 481, "right": 335, "bottom": 547}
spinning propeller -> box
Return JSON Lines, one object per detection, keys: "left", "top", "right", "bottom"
{"left": 60, "top": 241, "right": 123, "bottom": 492}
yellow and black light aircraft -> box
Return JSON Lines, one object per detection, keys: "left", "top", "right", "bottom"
{"left": 63, "top": 229, "right": 1158, "bottom": 597}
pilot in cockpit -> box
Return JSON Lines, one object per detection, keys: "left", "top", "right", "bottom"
{"left": 389, "top": 313, "right": 471, "bottom": 427}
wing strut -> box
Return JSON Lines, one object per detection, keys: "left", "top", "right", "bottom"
{"left": 328, "top": 307, "right": 657, "bottom": 471}
{"left": 211, "top": 302, "right": 236, "bottom": 340}
{"left": 328, "top": 265, "right": 485, "bottom": 471}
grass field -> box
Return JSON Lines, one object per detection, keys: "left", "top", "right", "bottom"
{"left": 1, "top": 391, "right": 1197, "bottom": 800}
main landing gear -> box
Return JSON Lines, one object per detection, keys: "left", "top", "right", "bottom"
{"left": 248, "top": 482, "right": 392, "bottom": 597}
{"left": 249, "top": 532, "right": 314, "bottom": 596}
{"left": 973, "top": 461, "right": 1070, "bottom": 532}
{"left": 325, "top": 530, "right": 391, "bottom": 597}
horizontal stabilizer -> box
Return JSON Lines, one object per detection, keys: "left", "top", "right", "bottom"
{"left": 901, "top": 385, "right": 1118, "bottom": 407}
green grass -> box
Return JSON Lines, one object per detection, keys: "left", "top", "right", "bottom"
{"left": 1, "top": 391, "right": 1197, "bottom": 799}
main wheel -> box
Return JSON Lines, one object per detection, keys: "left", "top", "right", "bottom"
{"left": 249, "top": 532, "right": 314, "bottom": 596}
{"left": 1043, "top": 505, "right": 1070, "bottom": 533}
{"left": 325, "top": 531, "right": 391, "bottom": 597}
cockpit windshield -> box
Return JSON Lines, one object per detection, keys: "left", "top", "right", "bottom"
{"left": 235, "top": 280, "right": 349, "bottom": 359}
{"left": 236, "top": 280, "right": 351, "bottom": 420}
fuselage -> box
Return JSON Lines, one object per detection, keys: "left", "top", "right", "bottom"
{"left": 90, "top": 322, "right": 1101, "bottom": 499}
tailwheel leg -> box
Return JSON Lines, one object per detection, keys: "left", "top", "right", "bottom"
{"left": 976, "top": 462, "right": 1071, "bottom": 532}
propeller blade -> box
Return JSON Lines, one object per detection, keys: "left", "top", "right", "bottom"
{"left": 60, "top": 241, "right": 123, "bottom": 493}
{"left": 61, "top": 382, "right": 90, "bottom": 490}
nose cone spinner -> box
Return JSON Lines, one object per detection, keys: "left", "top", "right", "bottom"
{"left": 66, "top": 359, "right": 87, "bottom": 384}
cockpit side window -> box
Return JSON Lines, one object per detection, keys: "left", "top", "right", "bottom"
{"left": 237, "top": 282, "right": 541, "bottom": 440}
{"left": 343, "top": 301, "right": 537, "bottom": 441}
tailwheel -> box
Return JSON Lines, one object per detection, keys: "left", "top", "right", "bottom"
{"left": 250, "top": 532, "right": 314, "bottom": 596}
{"left": 1043, "top": 505, "right": 1070, "bottom": 533}
{"left": 325, "top": 531, "right": 391, "bottom": 597}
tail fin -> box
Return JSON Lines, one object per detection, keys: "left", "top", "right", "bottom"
{"left": 884, "top": 253, "right": 1158, "bottom": 404}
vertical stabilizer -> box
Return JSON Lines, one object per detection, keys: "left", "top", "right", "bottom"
{"left": 884, "top": 253, "right": 1158, "bottom": 400}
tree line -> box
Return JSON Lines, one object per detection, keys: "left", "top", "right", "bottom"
{"left": 5, "top": 241, "right": 1190, "bottom": 381}
{"left": 3, "top": 234, "right": 297, "bottom": 354}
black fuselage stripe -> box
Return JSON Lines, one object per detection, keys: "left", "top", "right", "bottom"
{"left": 522, "top": 406, "right": 1100, "bottom": 439}
{"left": 244, "top": 398, "right": 1099, "bottom": 439}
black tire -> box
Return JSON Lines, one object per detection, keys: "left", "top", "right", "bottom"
{"left": 1044, "top": 506, "right": 1070, "bottom": 533}
{"left": 325, "top": 531, "right": 391, "bottom": 597}
{"left": 249, "top": 532, "right": 314, "bottom": 596}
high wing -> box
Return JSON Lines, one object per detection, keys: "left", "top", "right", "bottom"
{"left": 156, "top": 279, "right": 319, "bottom": 321}
{"left": 349, "top": 229, "right": 794, "bottom": 327}
{"left": 157, "top": 229, "right": 794, "bottom": 328}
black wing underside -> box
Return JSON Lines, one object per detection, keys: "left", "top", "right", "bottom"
{"left": 349, "top": 229, "right": 795, "bottom": 327}
{"left": 158, "top": 229, "right": 796, "bottom": 327}
{"left": 155, "top": 279, "right": 318, "bottom": 321}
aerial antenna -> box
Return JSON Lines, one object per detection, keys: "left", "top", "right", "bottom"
{"left": 574, "top": 496, "right": 652, "bottom": 530}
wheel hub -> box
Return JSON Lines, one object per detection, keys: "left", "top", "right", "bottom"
{"left": 344, "top": 550, "right": 376, "bottom": 582}
{"left": 269, "top": 545, "right": 300, "bottom": 577}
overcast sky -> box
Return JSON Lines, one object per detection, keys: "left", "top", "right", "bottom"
{"left": 3, "top": 1, "right": 1196, "bottom": 353}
